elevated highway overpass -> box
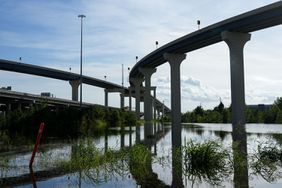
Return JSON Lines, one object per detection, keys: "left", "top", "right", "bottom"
{"left": 0, "top": 59, "right": 170, "bottom": 115}
{"left": 129, "top": 1, "right": 282, "bottom": 147}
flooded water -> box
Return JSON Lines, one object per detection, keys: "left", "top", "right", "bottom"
{"left": 1, "top": 123, "right": 282, "bottom": 187}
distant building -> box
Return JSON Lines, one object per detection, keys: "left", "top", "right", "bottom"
{"left": 1, "top": 86, "right": 11, "bottom": 90}
{"left": 41, "top": 92, "right": 52, "bottom": 97}
{"left": 246, "top": 104, "right": 272, "bottom": 111}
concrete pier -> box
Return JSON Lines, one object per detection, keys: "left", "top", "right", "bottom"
{"left": 130, "top": 77, "right": 143, "bottom": 119}
{"left": 221, "top": 31, "right": 251, "bottom": 128}
{"left": 69, "top": 80, "right": 80, "bottom": 101}
{"left": 164, "top": 53, "right": 186, "bottom": 148}
{"left": 139, "top": 68, "right": 156, "bottom": 122}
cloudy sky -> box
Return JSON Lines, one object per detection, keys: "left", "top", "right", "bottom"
{"left": 0, "top": 0, "right": 281, "bottom": 112}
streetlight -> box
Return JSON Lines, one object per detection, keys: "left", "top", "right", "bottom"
{"left": 156, "top": 41, "right": 158, "bottom": 49}
{"left": 127, "top": 67, "right": 130, "bottom": 82}
{"left": 197, "top": 20, "right": 201, "bottom": 30}
{"left": 78, "top": 14, "right": 86, "bottom": 107}
{"left": 135, "top": 56, "right": 138, "bottom": 63}
{"left": 122, "top": 64, "right": 124, "bottom": 87}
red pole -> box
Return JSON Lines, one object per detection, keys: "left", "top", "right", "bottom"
{"left": 29, "top": 122, "right": 45, "bottom": 168}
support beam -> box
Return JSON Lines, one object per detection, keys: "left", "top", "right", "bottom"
{"left": 69, "top": 80, "right": 80, "bottom": 101}
{"left": 129, "top": 87, "right": 132, "bottom": 111}
{"left": 104, "top": 89, "right": 108, "bottom": 107}
{"left": 221, "top": 31, "right": 250, "bottom": 128}
{"left": 164, "top": 53, "right": 186, "bottom": 148}
{"left": 120, "top": 92, "right": 124, "bottom": 109}
{"left": 153, "top": 87, "right": 156, "bottom": 120}
{"left": 130, "top": 77, "right": 143, "bottom": 119}
{"left": 139, "top": 68, "right": 156, "bottom": 122}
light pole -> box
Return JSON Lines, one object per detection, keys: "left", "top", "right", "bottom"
{"left": 78, "top": 14, "right": 86, "bottom": 107}
{"left": 197, "top": 20, "right": 201, "bottom": 30}
{"left": 122, "top": 64, "right": 124, "bottom": 87}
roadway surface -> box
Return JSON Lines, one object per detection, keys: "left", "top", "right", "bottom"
{"left": 130, "top": 1, "right": 282, "bottom": 78}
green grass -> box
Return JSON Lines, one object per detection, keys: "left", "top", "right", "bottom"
{"left": 182, "top": 140, "right": 231, "bottom": 185}
{"left": 251, "top": 143, "right": 282, "bottom": 182}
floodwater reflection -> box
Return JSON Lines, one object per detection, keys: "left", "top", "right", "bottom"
{"left": 2, "top": 123, "right": 282, "bottom": 187}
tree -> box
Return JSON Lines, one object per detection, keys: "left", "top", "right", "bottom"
{"left": 274, "top": 97, "right": 282, "bottom": 111}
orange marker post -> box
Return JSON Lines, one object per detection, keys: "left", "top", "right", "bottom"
{"left": 29, "top": 122, "right": 45, "bottom": 168}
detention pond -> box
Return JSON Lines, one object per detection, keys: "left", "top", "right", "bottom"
{"left": 1, "top": 123, "right": 282, "bottom": 187}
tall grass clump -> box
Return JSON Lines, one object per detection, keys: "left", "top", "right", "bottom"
{"left": 251, "top": 142, "right": 282, "bottom": 182}
{"left": 182, "top": 140, "right": 231, "bottom": 185}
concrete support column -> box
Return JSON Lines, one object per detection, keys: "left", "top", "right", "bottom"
{"left": 162, "top": 102, "right": 165, "bottom": 122}
{"left": 69, "top": 80, "right": 80, "bottom": 101}
{"left": 120, "top": 92, "right": 124, "bottom": 109}
{"left": 139, "top": 68, "right": 156, "bottom": 122}
{"left": 129, "top": 87, "right": 132, "bottom": 111}
{"left": 164, "top": 53, "right": 186, "bottom": 148}
{"left": 104, "top": 89, "right": 108, "bottom": 107}
{"left": 153, "top": 88, "right": 156, "bottom": 120}
{"left": 221, "top": 31, "right": 251, "bottom": 128}
{"left": 221, "top": 32, "right": 250, "bottom": 186}
{"left": 130, "top": 78, "right": 143, "bottom": 119}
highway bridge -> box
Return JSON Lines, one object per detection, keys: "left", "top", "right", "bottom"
{"left": 129, "top": 1, "right": 282, "bottom": 147}
{"left": 0, "top": 59, "right": 170, "bottom": 116}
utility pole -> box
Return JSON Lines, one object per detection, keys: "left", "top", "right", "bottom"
{"left": 78, "top": 14, "right": 86, "bottom": 107}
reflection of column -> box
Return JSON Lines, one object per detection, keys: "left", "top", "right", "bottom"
{"left": 164, "top": 53, "right": 186, "bottom": 148}
{"left": 69, "top": 80, "right": 80, "bottom": 101}
{"left": 104, "top": 89, "right": 108, "bottom": 107}
{"left": 144, "top": 121, "right": 154, "bottom": 145}
{"left": 136, "top": 125, "right": 141, "bottom": 144}
{"left": 232, "top": 129, "right": 249, "bottom": 188}
{"left": 129, "top": 126, "right": 132, "bottom": 147}
{"left": 121, "top": 131, "right": 125, "bottom": 148}
{"left": 172, "top": 148, "right": 184, "bottom": 187}
{"left": 105, "top": 129, "right": 108, "bottom": 152}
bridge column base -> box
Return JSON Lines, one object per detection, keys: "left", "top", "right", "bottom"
{"left": 164, "top": 53, "right": 186, "bottom": 148}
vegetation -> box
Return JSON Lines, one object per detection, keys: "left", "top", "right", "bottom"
{"left": 56, "top": 141, "right": 153, "bottom": 185}
{"left": 251, "top": 142, "right": 282, "bottom": 182}
{"left": 0, "top": 105, "right": 137, "bottom": 145}
{"left": 182, "top": 140, "right": 231, "bottom": 185}
{"left": 182, "top": 97, "right": 282, "bottom": 124}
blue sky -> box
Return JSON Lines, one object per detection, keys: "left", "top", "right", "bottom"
{"left": 0, "top": 0, "right": 281, "bottom": 112}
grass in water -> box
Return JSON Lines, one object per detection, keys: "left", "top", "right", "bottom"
{"left": 251, "top": 142, "right": 282, "bottom": 183}
{"left": 55, "top": 139, "right": 152, "bottom": 185}
{"left": 182, "top": 140, "right": 231, "bottom": 186}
